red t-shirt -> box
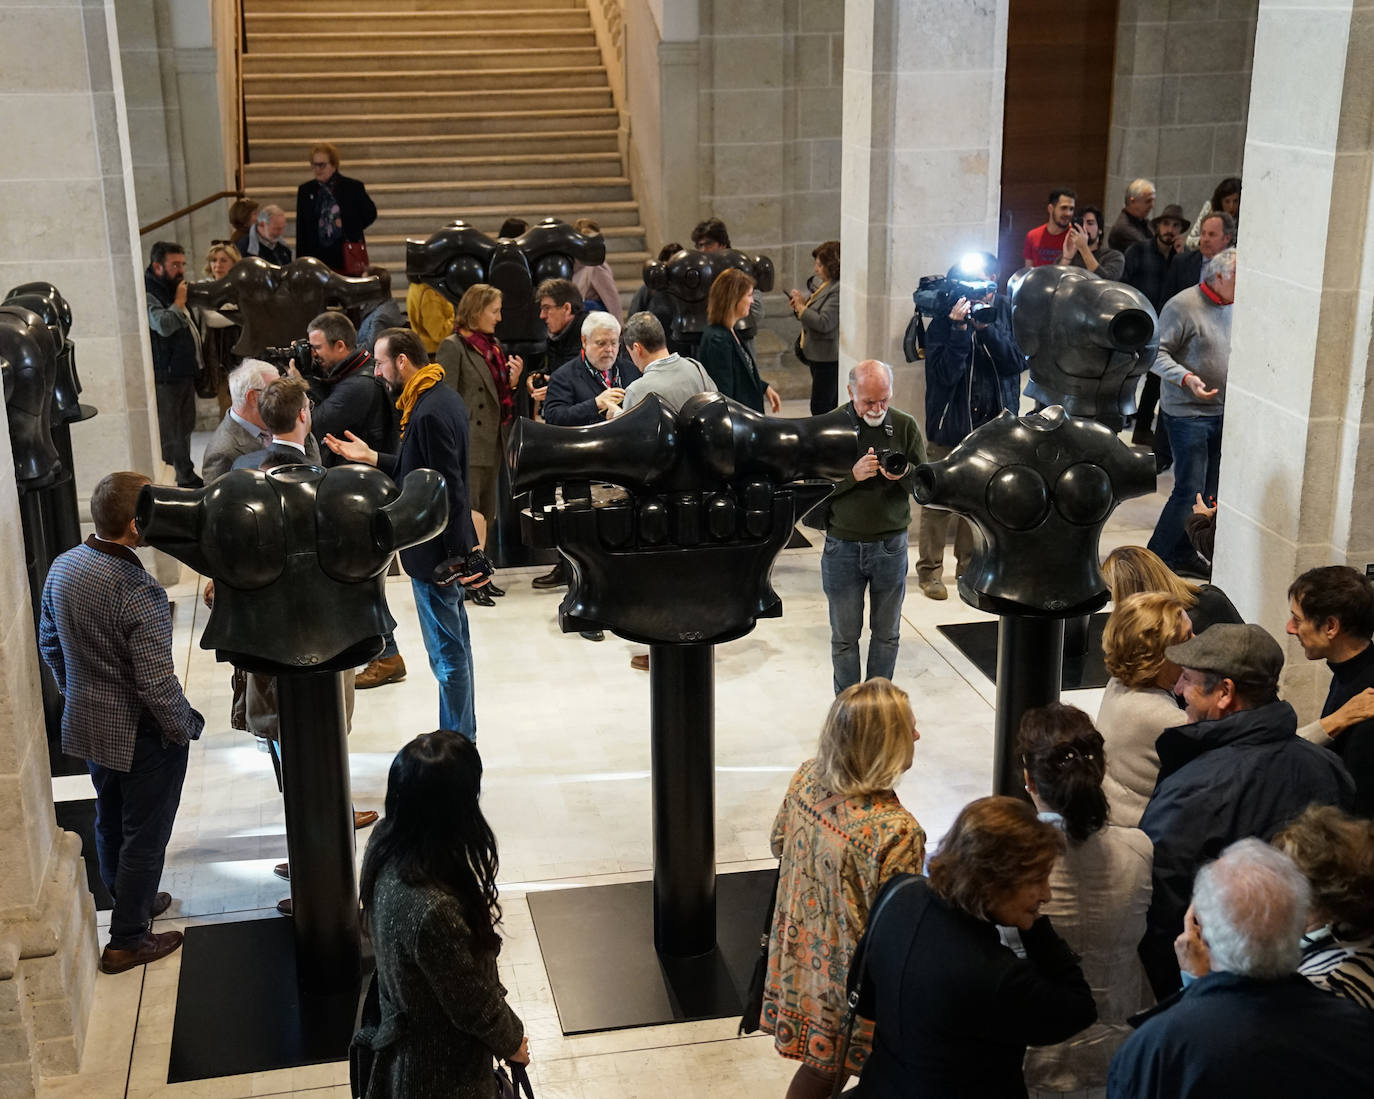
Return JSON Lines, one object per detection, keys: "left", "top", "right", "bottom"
{"left": 1023, "top": 223, "right": 1068, "bottom": 267}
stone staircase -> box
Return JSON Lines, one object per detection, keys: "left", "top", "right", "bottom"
{"left": 239, "top": 0, "right": 648, "bottom": 309}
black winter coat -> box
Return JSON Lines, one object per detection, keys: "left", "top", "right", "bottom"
{"left": 295, "top": 171, "right": 377, "bottom": 271}
{"left": 921, "top": 296, "right": 1024, "bottom": 447}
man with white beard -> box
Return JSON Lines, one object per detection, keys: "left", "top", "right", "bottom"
{"left": 817, "top": 359, "right": 927, "bottom": 694}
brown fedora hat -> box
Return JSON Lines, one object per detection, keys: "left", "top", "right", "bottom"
{"left": 1151, "top": 203, "right": 1191, "bottom": 232}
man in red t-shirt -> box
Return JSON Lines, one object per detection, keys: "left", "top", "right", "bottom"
{"left": 1022, "top": 188, "right": 1077, "bottom": 268}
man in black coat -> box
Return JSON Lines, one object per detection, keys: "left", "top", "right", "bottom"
{"left": 323, "top": 328, "right": 483, "bottom": 740}
{"left": 304, "top": 311, "right": 397, "bottom": 468}
{"left": 527, "top": 277, "right": 588, "bottom": 406}
{"left": 145, "top": 240, "right": 203, "bottom": 487}
{"left": 541, "top": 311, "right": 640, "bottom": 426}
{"left": 296, "top": 143, "right": 377, "bottom": 273}
{"left": 1137, "top": 623, "right": 1354, "bottom": 998}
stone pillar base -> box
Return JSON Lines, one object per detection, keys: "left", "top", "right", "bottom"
{"left": 0, "top": 832, "right": 99, "bottom": 1097}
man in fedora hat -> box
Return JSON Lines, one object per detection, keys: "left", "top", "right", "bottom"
{"left": 1136, "top": 622, "right": 1354, "bottom": 998}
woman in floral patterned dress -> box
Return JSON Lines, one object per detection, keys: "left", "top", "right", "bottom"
{"left": 760, "top": 677, "right": 926, "bottom": 1098}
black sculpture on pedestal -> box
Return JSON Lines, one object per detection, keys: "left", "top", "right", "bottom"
{"left": 1013, "top": 264, "right": 1159, "bottom": 428}
{"left": 916, "top": 406, "right": 1155, "bottom": 797}
{"left": 508, "top": 393, "right": 853, "bottom": 1024}
{"left": 136, "top": 463, "right": 447, "bottom": 992}
{"left": 405, "top": 216, "right": 607, "bottom": 567}
{"left": 641, "top": 247, "right": 775, "bottom": 354}
{"left": 185, "top": 256, "right": 387, "bottom": 358}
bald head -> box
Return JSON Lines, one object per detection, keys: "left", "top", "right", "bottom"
{"left": 848, "top": 359, "right": 893, "bottom": 426}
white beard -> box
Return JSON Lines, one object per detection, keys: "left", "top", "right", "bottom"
{"left": 861, "top": 411, "right": 887, "bottom": 427}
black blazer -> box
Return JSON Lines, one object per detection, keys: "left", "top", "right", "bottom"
{"left": 697, "top": 323, "right": 767, "bottom": 412}
{"left": 542, "top": 352, "right": 640, "bottom": 426}
{"left": 377, "top": 383, "right": 477, "bottom": 581}
{"left": 854, "top": 876, "right": 1096, "bottom": 1098}
{"left": 295, "top": 171, "right": 378, "bottom": 270}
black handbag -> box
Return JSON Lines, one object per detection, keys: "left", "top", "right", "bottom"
{"left": 349, "top": 970, "right": 381, "bottom": 1098}
{"left": 828, "top": 874, "right": 923, "bottom": 1099}
{"left": 494, "top": 1059, "right": 535, "bottom": 1098}
{"left": 737, "top": 865, "right": 781, "bottom": 1034}
{"left": 793, "top": 332, "right": 813, "bottom": 367}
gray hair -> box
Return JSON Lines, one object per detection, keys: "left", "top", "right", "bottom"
{"left": 1202, "top": 247, "right": 1237, "bottom": 286}
{"left": 256, "top": 204, "right": 285, "bottom": 227}
{"left": 228, "top": 358, "right": 279, "bottom": 408}
{"left": 622, "top": 311, "right": 665, "bottom": 353}
{"left": 1126, "top": 178, "right": 1155, "bottom": 201}
{"left": 1193, "top": 838, "right": 1309, "bottom": 979}
{"left": 847, "top": 359, "right": 894, "bottom": 390}
{"left": 581, "top": 310, "right": 622, "bottom": 343}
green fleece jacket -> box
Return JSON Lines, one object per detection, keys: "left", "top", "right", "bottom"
{"left": 826, "top": 405, "right": 926, "bottom": 541}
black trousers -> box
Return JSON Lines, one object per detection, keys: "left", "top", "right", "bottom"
{"left": 155, "top": 378, "right": 198, "bottom": 485}
{"left": 807, "top": 360, "right": 840, "bottom": 416}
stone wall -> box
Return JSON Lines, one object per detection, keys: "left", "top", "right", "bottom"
{"left": 1107, "top": 0, "right": 1258, "bottom": 224}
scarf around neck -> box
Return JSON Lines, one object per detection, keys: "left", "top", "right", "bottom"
{"left": 460, "top": 328, "right": 514, "bottom": 425}
{"left": 396, "top": 362, "right": 445, "bottom": 437}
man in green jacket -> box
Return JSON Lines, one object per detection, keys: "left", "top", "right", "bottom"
{"left": 820, "top": 359, "right": 926, "bottom": 694}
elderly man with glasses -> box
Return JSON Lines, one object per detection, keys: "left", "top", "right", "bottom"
{"left": 200, "top": 358, "right": 322, "bottom": 482}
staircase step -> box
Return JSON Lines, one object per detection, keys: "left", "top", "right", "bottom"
{"left": 246, "top": 129, "right": 620, "bottom": 163}
{"left": 241, "top": 47, "right": 602, "bottom": 73}
{"left": 244, "top": 65, "right": 606, "bottom": 91}
{"left": 245, "top": 86, "right": 613, "bottom": 117}
{"left": 243, "top": 0, "right": 583, "bottom": 10}
{"left": 247, "top": 107, "right": 619, "bottom": 140}
{"left": 245, "top": 151, "right": 622, "bottom": 188}
{"left": 246, "top": 27, "right": 595, "bottom": 52}
{"left": 261, "top": 177, "right": 633, "bottom": 212}
{"left": 284, "top": 200, "right": 644, "bottom": 235}
{"left": 245, "top": 8, "right": 590, "bottom": 34}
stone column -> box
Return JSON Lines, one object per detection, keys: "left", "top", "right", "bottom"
{"left": 839, "top": 0, "right": 1010, "bottom": 412}
{"left": 1214, "top": 0, "right": 1374, "bottom": 716}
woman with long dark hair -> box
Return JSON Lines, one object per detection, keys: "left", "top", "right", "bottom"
{"left": 1018, "top": 703, "right": 1153, "bottom": 1098}
{"left": 356, "top": 730, "right": 528, "bottom": 1096}
{"left": 697, "top": 268, "right": 781, "bottom": 413}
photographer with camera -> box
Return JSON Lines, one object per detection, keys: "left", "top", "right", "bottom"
{"left": 916, "top": 256, "right": 1025, "bottom": 600}
{"left": 303, "top": 311, "right": 398, "bottom": 468}
{"left": 818, "top": 360, "right": 926, "bottom": 695}
{"left": 145, "top": 240, "right": 203, "bottom": 488}
{"left": 324, "top": 328, "right": 488, "bottom": 740}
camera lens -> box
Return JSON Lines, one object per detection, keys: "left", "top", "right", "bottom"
{"left": 880, "top": 451, "right": 909, "bottom": 477}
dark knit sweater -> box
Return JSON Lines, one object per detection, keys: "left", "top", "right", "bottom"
{"left": 825, "top": 405, "right": 926, "bottom": 542}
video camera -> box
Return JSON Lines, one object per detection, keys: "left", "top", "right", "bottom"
{"left": 913, "top": 257, "right": 999, "bottom": 325}
{"left": 261, "top": 338, "right": 313, "bottom": 376}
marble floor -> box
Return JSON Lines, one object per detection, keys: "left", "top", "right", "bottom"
{"left": 39, "top": 414, "right": 1171, "bottom": 1098}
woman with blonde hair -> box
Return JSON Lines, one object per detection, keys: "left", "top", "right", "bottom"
{"left": 1097, "top": 591, "right": 1192, "bottom": 826}
{"left": 1274, "top": 805, "right": 1374, "bottom": 1010}
{"left": 1101, "top": 544, "right": 1240, "bottom": 634}
{"left": 436, "top": 283, "right": 523, "bottom": 605}
{"left": 697, "top": 268, "right": 781, "bottom": 413}
{"left": 761, "top": 678, "right": 925, "bottom": 1099}
{"left": 195, "top": 241, "right": 244, "bottom": 413}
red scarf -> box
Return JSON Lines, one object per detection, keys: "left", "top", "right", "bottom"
{"left": 460, "top": 329, "right": 514, "bottom": 425}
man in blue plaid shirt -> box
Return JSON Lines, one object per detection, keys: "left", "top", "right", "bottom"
{"left": 39, "top": 472, "right": 203, "bottom": 974}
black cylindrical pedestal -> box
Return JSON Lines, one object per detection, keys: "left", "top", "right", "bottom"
{"left": 277, "top": 670, "right": 361, "bottom": 992}
{"left": 47, "top": 425, "right": 84, "bottom": 552}
{"left": 993, "top": 616, "right": 1065, "bottom": 799}
{"left": 487, "top": 460, "right": 556, "bottom": 569}
{"left": 649, "top": 643, "right": 716, "bottom": 957}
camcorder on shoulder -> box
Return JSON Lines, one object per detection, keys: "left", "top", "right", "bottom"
{"left": 913, "top": 274, "right": 999, "bottom": 324}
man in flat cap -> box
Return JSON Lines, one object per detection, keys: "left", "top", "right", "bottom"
{"left": 1137, "top": 623, "right": 1354, "bottom": 998}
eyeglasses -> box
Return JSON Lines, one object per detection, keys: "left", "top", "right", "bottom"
{"left": 210, "top": 239, "right": 231, "bottom": 246}
{"left": 310, "top": 161, "right": 331, "bottom": 169}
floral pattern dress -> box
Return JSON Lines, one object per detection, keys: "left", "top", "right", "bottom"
{"left": 760, "top": 758, "right": 926, "bottom": 1075}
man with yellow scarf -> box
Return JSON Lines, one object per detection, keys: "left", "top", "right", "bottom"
{"left": 323, "top": 327, "right": 488, "bottom": 741}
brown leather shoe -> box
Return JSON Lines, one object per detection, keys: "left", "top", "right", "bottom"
{"left": 277, "top": 898, "right": 292, "bottom": 917}
{"left": 630, "top": 654, "right": 649, "bottom": 671}
{"left": 274, "top": 862, "right": 290, "bottom": 881}
{"left": 151, "top": 891, "right": 173, "bottom": 918}
{"left": 356, "top": 654, "right": 406, "bottom": 689}
{"left": 100, "top": 930, "right": 183, "bottom": 974}
{"left": 354, "top": 810, "right": 379, "bottom": 829}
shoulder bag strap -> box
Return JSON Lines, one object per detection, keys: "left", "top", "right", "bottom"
{"left": 828, "top": 874, "right": 923, "bottom": 1099}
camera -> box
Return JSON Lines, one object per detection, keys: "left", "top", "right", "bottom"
{"left": 913, "top": 275, "right": 998, "bottom": 325}
{"left": 874, "top": 449, "right": 910, "bottom": 477}
{"left": 527, "top": 370, "right": 550, "bottom": 392}
{"left": 261, "top": 338, "right": 313, "bottom": 376}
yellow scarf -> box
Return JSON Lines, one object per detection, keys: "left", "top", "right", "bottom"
{"left": 396, "top": 362, "right": 445, "bottom": 437}
{"left": 798, "top": 280, "right": 830, "bottom": 349}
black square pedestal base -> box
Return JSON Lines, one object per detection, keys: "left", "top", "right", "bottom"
{"left": 168, "top": 917, "right": 367, "bottom": 1083}
{"left": 937, "top": 613, "right": 1111, "bottom": 690}
{"left": 53, "top": 799, "right": 112, "bottom": 911}
{"left": 528, "top": 869, "right": 775, "bottom": 1034}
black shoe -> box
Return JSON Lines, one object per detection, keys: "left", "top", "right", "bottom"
{"left": 467, "top": 585, "right": 495, "bottom": 607}
{"left": 485, "top": 582, "right": 505, "bottom": 597}
{"left": 532, "top": 563, "right": 567, "bottom": 590}
{"left": 178, "top": 475, "right": 205, "bottom": 489}
{"left": 579, "top": 629, "right": 605, "bottom": 642}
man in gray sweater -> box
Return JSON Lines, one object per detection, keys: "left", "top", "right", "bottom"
{"left": 1146, "top": 248, "right": 1235, "bottom": 572}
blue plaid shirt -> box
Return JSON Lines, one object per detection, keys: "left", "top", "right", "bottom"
{"left": 39, "top": 537, "right": 203, "bottom": 771}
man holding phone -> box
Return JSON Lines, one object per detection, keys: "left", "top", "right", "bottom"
{"left": 1022, "top": 188, "right": 1077, "bottom": 268}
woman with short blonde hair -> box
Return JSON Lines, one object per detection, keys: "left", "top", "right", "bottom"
{"left": 1097, "top": 590, "right": 1193, "bottom": 827}
{"left": 760, "top": 678, "right": 925, "bottom": 1099}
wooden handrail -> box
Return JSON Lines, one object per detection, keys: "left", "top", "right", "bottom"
{"left": 139, "top": 190, "right": 244, "bottom": 236}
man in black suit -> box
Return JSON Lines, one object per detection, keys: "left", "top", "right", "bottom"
{"left": 323, "top": 328, "right": 485, "bottom": 740}
{"left": 231, "top": 375, "right": 317, "bottom": 471}
{"left": 296, "top": 142, "right": 377, "bottom": 273}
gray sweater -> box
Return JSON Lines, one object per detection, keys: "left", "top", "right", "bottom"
{"left": 1149, "top": 285, "right": 1232, "bottom": 418}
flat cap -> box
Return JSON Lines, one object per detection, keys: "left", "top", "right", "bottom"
{"left": 1166, "top": 622, "right": 1283, "bottom": 686}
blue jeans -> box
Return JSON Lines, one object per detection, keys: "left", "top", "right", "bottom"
{"left": 87, "top": 731, "right": 189, "bottom": 950}
{"left": 1147, "top": 412, "right": 1223, "bottom": 568}
{"left": 411, "top": 578, "right": 476, "bottom": 739}
{"left": 820, "top": 532, "right": 909, "bottom": 695}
